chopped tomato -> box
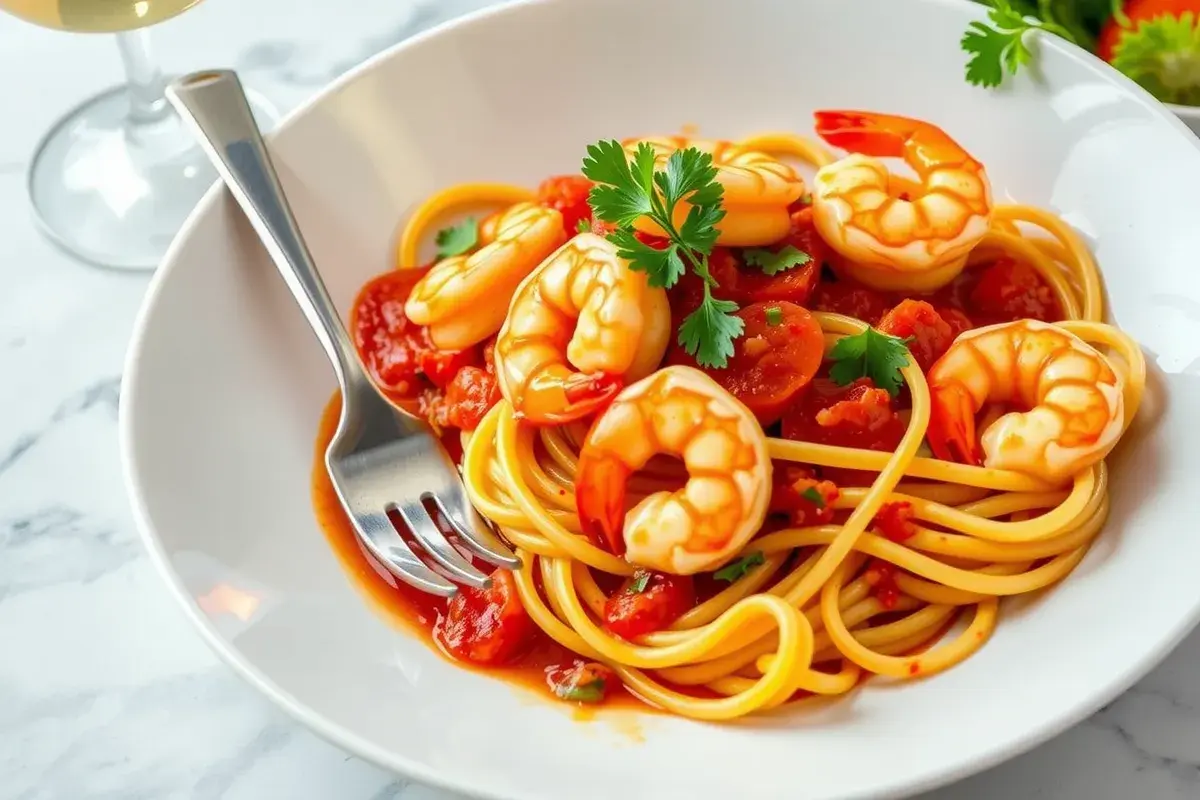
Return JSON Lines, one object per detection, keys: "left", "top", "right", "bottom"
{"left": 603, "top": 570, "right": 696, "bottom": 640}
{"left": 864, "top": 560, "right": 901, "bottom": 610}
{"left": 420, "top": 387, "right": 450, "bottom": 434}
{"left": 443, "top": 366, "right": 501, "bottom": 431}
{"left": 537, "top": 175, "right": 594, "bottom": 237}
{"left": 814, "top": 281, "right": 890, "bottom": 325}
{"left": 436, "top": 569, "right": 533, "bottom": 665}
{"left": 781, "top": 378, "right": 906, "bottom": 452}
{"left": 967, "top": 257, "right": 1061, "bottom": 324}
{"left": 770, "top": 465, "right": 840, "bottom": 526}
{"left": 874, "top": 501, "right": 917, "bottom": 542}
{"left": 417, "top": 337, "right": 482, "bottom": 389}
{"left": 668, "top": 302, "right": 824, "bottom": 425}
{"left": 351, "top": 270, "right": 429, "bottom": 396}
{"left": 546, "top": 661, "right": 615, "bottom": 704}
{"left": 878, "top": 300, "right": 955, "bottom": 372}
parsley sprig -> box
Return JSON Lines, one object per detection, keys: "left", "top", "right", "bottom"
{"left": 828, "top": 328, "right": 912, "bottom": 397}
{"left": 434, "top": 218, "right": 478, "bottom": 259}
{"left": 582, "top": 140, "right": 743, "bottom": 368}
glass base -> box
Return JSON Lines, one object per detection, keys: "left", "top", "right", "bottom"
{"left": 28, "top": 82, "right": 278, "bottom": 272}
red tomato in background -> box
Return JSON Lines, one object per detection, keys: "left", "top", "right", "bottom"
{"left": 351, "top": 270, "right": 429, "bottom": 396}
{"left": 537, "top": 175, "right": 594, "bottom": 237}
{"left": 1097, "top": 1, "right": 1200, "bottom": 62}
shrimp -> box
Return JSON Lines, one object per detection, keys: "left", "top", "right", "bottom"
{"left": 493, "top": 232, "right": 671, "bottom": 425}
{"left": 811, "top": 110, "right": 993, "bottom": 293}
{"left": 623, "top": 137, "right": 806, "bottom": 247}
{"left": 926, "top": 320, "right": 1124, "bottom": 484}
{"left": 575, "top": 365, "right": 772, "bottom": 575}
{"left": 404, "top": 202, "right": 566, "bottom": 350}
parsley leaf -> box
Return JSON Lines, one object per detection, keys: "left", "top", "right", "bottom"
{"left": 678, "top": 294, "right": 744, "bottom": 369}
{"left": 961, "top": 1, "right": 1087, "bottom": 89}
{"left": 575, "top": 218, "right": 591, "bottom": 234}
{"left": 764, "top": 306, "right": 783, "bottom": 327}
{"left": 627, "top": 572, "right": 651, "bottom": 594}
{"left": 743, "top": 245, "right": 812, "bottom": 277}
{"left": 584, "top": 138, "right": 741, "bottom": 367}
{"left": 713, "top": 551, "right": 766, "bottom": 583}
{"left": 1111, "top": 13, "right": 1200, "bottom": 107}
{"left": 434, "top": 218, "right": 478, "bottom": 259}
{"left": 828, "top": 328, "right": 912, "bottom": 397}
{"left": 554, "top": 677, "right": 607, "bottom": 703}
{"left": 800, "top": 486, "right": 826, "bottom": 508}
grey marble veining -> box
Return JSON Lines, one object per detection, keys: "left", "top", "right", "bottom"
{"left": 0, "top": 1, "right": 1198, "bottom": 798}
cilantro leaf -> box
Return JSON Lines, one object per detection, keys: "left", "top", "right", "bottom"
{"left": 434, "top": 218, "right": 478, "bottom": 259}
{"left": 961, "top": 1, "right": 1086, "bottom": 89}
{"left": 1111, "top": 13, "right": 1200, "bottom": 107}
{"left": 713, "top": 551, "right": 766, "bottom": 583}
{"left": 764, "top": 306, "right": 783, "bottom": 327}
{"left": 678, "top": 202, "right": 725, "bottom": 256}
{"left": 627, "top": 572, "right": 651, "bottom": 594}
{"left": 828, "top": 328, "right": 912, "bottom": 397}
{"left": 575, "top": 218, "right": 591, "bottom": 234}
{"left": 800, "top": 486, "right": 826, "bottom": 508}
{"left": 554, "top": 677, "right": 607, "bottom": 703}
{"left": 743, "top": 245, "right": 813, "bottom": 277}
{"left": 607, "top": 229, "right": 685, "bottom": 288}
{"left": 654, "top": 147, "right": 722, "bottom": 210}
{"left": 678, "top": 293, "right": 743, "bottom": 369}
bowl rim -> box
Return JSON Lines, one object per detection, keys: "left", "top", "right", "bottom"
{"left": 119, "top": 1, "right": 1200, "bottom": 798}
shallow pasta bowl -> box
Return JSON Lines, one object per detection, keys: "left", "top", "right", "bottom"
{"left": 120, "top": 0, "right": 1200, "bottom": 797}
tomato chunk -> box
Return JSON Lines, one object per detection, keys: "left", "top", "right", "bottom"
{"left": 968, "top": 257, "right": 1061, "bottom": 324}
{"left": 814, "top": 281, "right": 890, "bottom": 325}
{"left": 436, "top": 569, "right": 532, "bottom": 665}
{"left": 668, "top": 302, "right": 824, "bottom": 426}
{"left": 546, "top": 661, "right": 615, "bottom": 704}
{"left": 781, "top": 378, "right": 906, "bottom": 452}
{"left": 537, "top": 175, "right": 594, "bottom": 237}
{"left": 874, "top": 501, "right": 917, "bottom": 542}
{"left": 937, "top": 306, "right": 974, "bottom": 339}
{"left": 417, "top": 337, "right": 482, "bottom": 389}
{"left": 770, "top": 465, "right": 840, "bottom": 526}
{"left": 604, "top": 570, "right": 696, "bottom": 640}
{"left": 865, "top": 560, "right": 901, "bottom": 610}
{"left": 351, "top": 270, "right": 429, "bottom": 396}
{"left": 878, "top": 300, "right": 955, "bottom": 372}
{"left": 444, "top": 366, "right": 501, "bottom": 431}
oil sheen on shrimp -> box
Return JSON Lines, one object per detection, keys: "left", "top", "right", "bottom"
{"left": 622, "top": 136, "right": 806, "bottom": 247}
{"left": 575, "top": 365, "right": 772, "bottom": 575}
{"left": 926, "top": 319, "right": 1124, "bottom": 484}
{"left": 811, "top": 110, "right": 993, "bottom": 293}
{"left": 493, "top": 232, "right": 671, "bottom": 425}
{"left": 404, "top": 202, "right": 566, "bottom": 350}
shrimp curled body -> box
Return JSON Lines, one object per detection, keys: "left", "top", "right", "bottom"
{"left": 575, "top": 366, "right": 773, "bottom": 575}
{"left": 404, "top": 202, "right": 566, "bottom": 350}
{"left": 812, "top": 110, "right": 993, "bottom": 293}
{"left": 624, "top": 137, "right": 806, "bottom": 247}
{"left": 494, "top": 233, "right": 671, "bottom": 426}
{"left": 926, "top": 320, "right": 1124, "bottom": 484}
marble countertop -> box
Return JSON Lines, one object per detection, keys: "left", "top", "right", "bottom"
{"left": 2, "top": 2, "right": 1199, "bottom": 798}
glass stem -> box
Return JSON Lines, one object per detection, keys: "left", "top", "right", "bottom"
{"left": 115, "top": 30, "right": 171, "bottom": 126}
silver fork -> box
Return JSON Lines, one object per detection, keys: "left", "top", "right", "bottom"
{"left": 167, "top": 69, "right": 519, "bottom": 597}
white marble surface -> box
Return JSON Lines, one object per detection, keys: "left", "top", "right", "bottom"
{"left": 1, "top": 2, "right": 1199, "bottom": 798}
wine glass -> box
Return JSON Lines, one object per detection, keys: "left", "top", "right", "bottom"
{"left": 0, "top": 0, "right": 277, "bottom": 270}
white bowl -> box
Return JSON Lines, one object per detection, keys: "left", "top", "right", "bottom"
{"left": 1169, "top": 103, "right": 1200, "bottom": 137}
{"left": 121, "top": 0, "right": 1200, "bottom": 798}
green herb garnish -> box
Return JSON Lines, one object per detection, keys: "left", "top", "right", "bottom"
{"left": 713, "top": 551, "right": 766, "bottom": 583}
{"left": 743, "top": 245, "right": 812, "bottom": 277}
{"left": 434, "top": 218, "right": 478, "bottom": 259}
{"left": 828, "top": 328, "right": 912, "bottom": 397}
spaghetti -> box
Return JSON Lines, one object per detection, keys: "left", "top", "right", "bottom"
{"left": 325, "top": 116, "right": 1146, "bottom": 722}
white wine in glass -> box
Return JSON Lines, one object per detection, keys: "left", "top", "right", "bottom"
{"left": 0, "top": 0, "right": 277, "bottom": 269}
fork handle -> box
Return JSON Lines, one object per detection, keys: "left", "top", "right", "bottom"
{"left": 166, "top": 70, "right": 369, "bottom": 392}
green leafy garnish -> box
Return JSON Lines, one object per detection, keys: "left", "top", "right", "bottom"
{"left": 713, "top": 551, "right": 766, "bottom": 583}
{"left": 828, "top": 328, "right": 912, "bottom": 397}
{"left": 1112, "top": 13, "right": 1200, "bottom": 107}
{"left": 583, "top": 140, "right": 742, "bottom": 368}
{"left": 555, "top": 678, "right": 607, "bottom": 703}
{"left": 627, "top": 572, "right": 651, "bottom": 594}
{"left": 800, "top": 486, "right": 827, "bottom": 508}
{"left": 764, "top": 306, "right": 784, "bottom": 327}
{"left": 798, "top": 192, "right": 813, "bottom": 207}
{"left": 576, "top": 218, "right": 592, "bottom": 234}
{"left": 743, "top": 245, "right": 813, "bottom": 277}
{"left": 434, "top": 218, "right": 478, "bottom": 259}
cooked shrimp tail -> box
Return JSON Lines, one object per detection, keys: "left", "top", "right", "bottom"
{"left": 814, "top": 110, "right": 972, "bottom": 169}
{"left": 574, "top": 451, "right": 631, "bottom": 553}
{"left": 519, "top": 369, "right": 623, "bottom": 424}
{"left": 927, "top": 381, "right": 982, "bottom": 467}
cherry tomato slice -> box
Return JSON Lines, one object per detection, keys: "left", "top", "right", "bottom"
{"left": 436, "top": 569, "right": 533, "bottom": 665}
{"left": 444, "top": 366, "right": 501, "bottom": 431}
{"left": 603, "top": 570, "right": 696, "bottom": 640}
{"left": 736, "top": 208, "right": 828, "bottom": 305}
{"left": 669, "top": 301, "right": 825, "bottom": 426}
